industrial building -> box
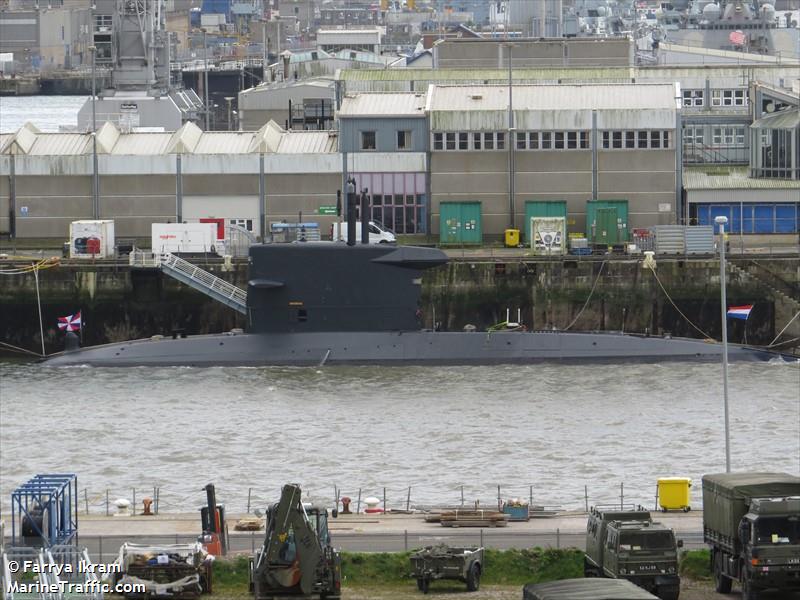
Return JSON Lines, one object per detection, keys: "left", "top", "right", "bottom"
{"left": 0, "top": 121, "right": 339, "bottom": 239}
{"left": 2, "top": 80, "right": 797, "bottom": 245}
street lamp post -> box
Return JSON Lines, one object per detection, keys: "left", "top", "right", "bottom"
{"left": 506, "top": 42, "right": 515, "bottom": 230}
{"left": 89, "top": 44, "right": 99, "bottom": 219}
{"left": 202, "top": 29, "right": 210, "bottom": 130}
{"left": 716, "top": 214, "right": 731, "bottom": 473}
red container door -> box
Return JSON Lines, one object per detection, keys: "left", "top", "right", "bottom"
{"left": 200, "top": 218, "right": 225, "bottom": 240}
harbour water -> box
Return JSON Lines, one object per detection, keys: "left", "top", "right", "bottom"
{"left": 0, "top": 96, "right": 88, "bottom": 133}
{"left": 0, "top": 360, "right": 797, "bottom": 514}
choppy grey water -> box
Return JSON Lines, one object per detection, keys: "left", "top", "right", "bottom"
{"left": 0, "top": 95, "right": 88, "bottom": 132}
{"left": 0, "top": 361, "right": 798, "bottom": 515}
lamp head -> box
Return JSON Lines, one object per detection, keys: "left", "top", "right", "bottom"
{"left": 714, "top": 216, "right": 728, "bottom": 225}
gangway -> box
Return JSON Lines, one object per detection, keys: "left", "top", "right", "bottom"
{"left": 3, "top": 547, "right": 48, "bottom": 600}
{"left": 2, "top": 546, "right": 104, "bottom": 600}
{"left": 129, "top": 251, "right": 247, "bottom": 314}
{"left": 46, "top": 546, "right": 104, "bottom": 600}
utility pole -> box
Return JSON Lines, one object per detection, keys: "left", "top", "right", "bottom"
{"left": 716, "top": 215, "right": 731, "bottom": 473}
{"left": 506, "top": 42, "right": 515, "bottom": 230}
{"left": 90, "top": 44, "right": 99, "bottom": 220}
{"left": 202, "top": 28, "right": 210, "bottom": 130}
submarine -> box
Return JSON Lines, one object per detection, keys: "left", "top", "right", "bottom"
{"left": 44, "top": 235, "right": 783, "bottom": 367}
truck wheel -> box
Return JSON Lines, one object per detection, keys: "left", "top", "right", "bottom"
{"left": 656, "top": 585, "right": 680, "bottom": 600}
{"left": 466, "top": 564, "right": 481, "bottom": 592}
{"left": 741, "top": 579, "right": 759, "bottom": 600}
{"left": 419, "top": 577, "right": 429, "bottom": 594}
{"left": 714, "top": 552, "right": 732, "bottom": 593}
{"left": 583, "top": 557, "right": 596, "bottom": 577}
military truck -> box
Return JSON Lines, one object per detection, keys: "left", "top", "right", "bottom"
{"left": 703, "top": 472, "right": 800, "bottom": 600}
{"left": 584, "top": 506, "right": 681, "bottom": 600}
{"left": 523, "top": 578, "right": 660, "bottom": 599}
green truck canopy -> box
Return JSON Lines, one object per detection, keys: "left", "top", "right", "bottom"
{"left": 522, "top": 578, "right": 659, "bottom": 600}
{"left": 702, "top": 472, "right": 800, "bottom": 543}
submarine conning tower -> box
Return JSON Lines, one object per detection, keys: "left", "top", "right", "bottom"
{"left": 246, "top": 244, "right": 448, "bottom": 334}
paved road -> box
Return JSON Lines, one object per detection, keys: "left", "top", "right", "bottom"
{"left": 71, "top": 530, "right": 706, "bottom": 564}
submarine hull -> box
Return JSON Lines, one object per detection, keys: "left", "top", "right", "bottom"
{"left": 43, "top": 330, "right": 781, "bottom": 367}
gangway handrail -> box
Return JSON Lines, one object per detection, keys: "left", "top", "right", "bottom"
{"left": 159, "top": 253, "right": 246, "bottom": 304}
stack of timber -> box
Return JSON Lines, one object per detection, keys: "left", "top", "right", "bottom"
{"left": 437, "top": 509, "right": 509, "bottom": 528}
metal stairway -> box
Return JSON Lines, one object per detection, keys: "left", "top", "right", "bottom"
{"left": 130, "top": 251, "right": 247, "bottom": 314}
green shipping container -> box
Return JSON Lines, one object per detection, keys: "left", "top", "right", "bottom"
{"left": 439, "top": 202, "right": 482, "bottom": 245}
{"left": 586, "top": 200, "right": 629, "bottom": 245}
{"left": 524, "top": 201, "right": 567, "bottom": 243}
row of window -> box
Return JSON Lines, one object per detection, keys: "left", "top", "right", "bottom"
{"left": 360, "top": 130, "right": 414, "bottom": 151}
{"left": 694, "top": 203, "right": 799, "bottom": 234}
{"left": 683, "top": 125, "right": 747, "bottom": 147}
{"left": 370, "top": 193, "right": 427, "bottom": 234}
{"left": 431, "top": 130, "right": 672, "bottom": 151}
{"left": 601, "top": 130, "right": 671, "bottom": 149}
{"left": 682, "top": 89, "right": 748, "bottom": 108}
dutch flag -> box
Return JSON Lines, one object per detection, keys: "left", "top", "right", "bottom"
{"left": 727, "top": 305, "right": 753, "bottom": 321}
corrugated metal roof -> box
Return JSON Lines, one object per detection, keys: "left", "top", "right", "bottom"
{"left": 28, "top": 133, "right": 89, "bottom": 155}
{"left": 338, "top": 67, "right": 634, "bottom": 82}
{"left": 750, "top": 108, "right": 800, "bottom": 130}
{"left": 193, "top": 132, "right": 255, "bottom": 154}
{"left": 338, "top": 92, "right": 426, "bottom": 117}
{"left": 429, "top": 84, "right": 677, "bottom": 112}
{"left": 110, "top": 132, "right": 173, "bottom": 155}
{"left": 276, "top": 130, "right": 338, "bottom": 154}
{"left": 683, "top": 167, "right": 800, "bottom": 190}
{"left": 332, "top": 49, "right": 390, "bottom": 64}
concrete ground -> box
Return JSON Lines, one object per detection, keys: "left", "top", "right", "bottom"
{"left": 78, "top": 509, "right": 705, "bottom": 537}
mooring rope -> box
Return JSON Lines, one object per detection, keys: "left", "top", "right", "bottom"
{"left": 646, "top": 263, "right": 714, "bottom": 340}
{"left": 563, "top": 260, "right": 606, "bottom": 331}
{"left": 768, "top": 309, "right": 800, "bottom": 348}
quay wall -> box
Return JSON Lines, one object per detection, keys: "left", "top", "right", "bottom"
{"left": 1, "top": 256, "right": 798, "bottom": 356}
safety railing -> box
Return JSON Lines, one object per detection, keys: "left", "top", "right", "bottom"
{"left": 160, "top": 253, "right": 247, "bottom": 308}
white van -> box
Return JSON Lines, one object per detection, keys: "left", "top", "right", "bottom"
{"left": 330, "top": 221, "right": 396, "bottom": 244}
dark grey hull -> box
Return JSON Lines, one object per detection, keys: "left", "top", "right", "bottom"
{"left": 43, "top": 330, "right": 784, "bottom": 367}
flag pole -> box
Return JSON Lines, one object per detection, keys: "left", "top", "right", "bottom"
{"left": 33, "top": 263, "right": 45, "bottom": 357}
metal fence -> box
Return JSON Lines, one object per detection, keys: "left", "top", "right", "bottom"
{"left": 44, "top": 530, "right": 706, "bottom": 564}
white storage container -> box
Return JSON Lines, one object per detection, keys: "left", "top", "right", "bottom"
{"left": 151, "top": 223, "right": 219, "bottom": 254}
{"left": 70, "top": 220, "right": 115, "bottom": 258}
{"left": 530, "top": 217, "right": 567, "bottom": 256}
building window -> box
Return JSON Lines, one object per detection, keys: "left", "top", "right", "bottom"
{"left": 580, "top": 131, "right": 589, "bottom": 149}
{"left": 541, "top": 131, "right": 552, "bottom": 149}
{"left": 529, "top": 132, "right": 539, "bottom": 149}
{"left": 734, "top": 126, "right": 745, "bottom": 146}
{"left": 445, "top": 132, "right": 456, "bottom": 150}
{"left": 458, "top": 132, "right": 469, "bottom": 150}
{"left": 361, "top": 131, "right": 376, "bottom": 150}
{"left": 637, "top": 131, "right": 648, "bottom": 148}
{"left": 369, "top": 192, "right": 427, "bottom": 234}
{"left": 650, "top": 130, "right": 661, "bottom": 149}
{"left": 567, "top": 131, "right": 578, "bottom": 149}
{"left": 230, "top": 218, "right": 254, "bottom": 231}
{"left": 683, "top": 89, "right": 704, "bottom": 107}
{"left": 397, "top": 130, "right": 412, "bottom": 150}
{"left": 484, "top": 132, "right": 494, "bottom": 150}
{"left": 496, "top": 132, "right": 505, "bottom": 150}
{"left": 554, "top": 131, "right": 564, "bottom": 149}
{"left": 473, "top": 132, "right": 482, "bottom": 150}
{"left": 433, "top": 132, "right": 443, "bottom": 150}
{"left": 516, "top": 131, "right": 527, "bottom": 149}
{"left": 612, "top": 131, "right": 623, "bottom": 149}
{"left": 711, "top": 89, "right": 747, "bottom": 107}
{"left": 625, "top": 131, "right": 636, "bottom": 149}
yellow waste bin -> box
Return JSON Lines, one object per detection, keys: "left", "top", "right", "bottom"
{"left": 504, "top": 228, "right": 520, "bottom": 248}
{"left": 657, "top": 477, "right": 692, "bottom": 512}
